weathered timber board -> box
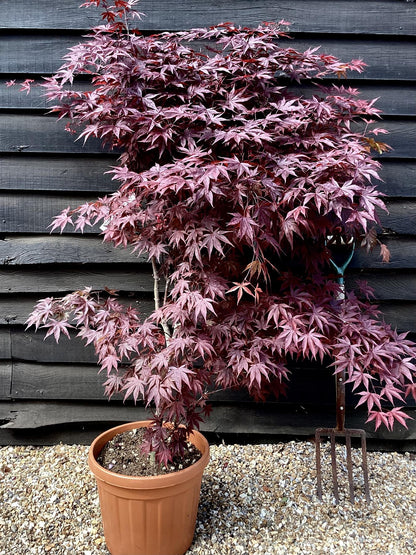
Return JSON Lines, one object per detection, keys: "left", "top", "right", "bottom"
{"left": 2, "top": 79, "right": 416, "bottom": 117}
{"left": 1, "top": 401, "right": 416, "bottom": 448}
{"left": 0, "top": 298, "right": 38, "bottom": 326}
{"left": 2, "top": 1, "right": 416, "bottom": 35}
{"left": 0, "top": 115, "right": 107, "bottom": 155}
{"left": 9, "top": 363, "right": 272, "bottom": 402}
{"left": 9, "top": 340, "right": 337, "bottom": 403}
{"left": 381, "top": 303, "right": 416, "bottom": 333}
{"left": 12, "top": 330, "right": 98, "bottom": 365}
{"left": 1, "top": 295, "right": 414, "bottom": 332}
{"left": 0, "top": 155, "right": 117, "bottom": 192}
{"left": 0, "top": 296, "right": 155, "bottom": 326}
{"left": 0, "top": 236, "right": 147, "bottom": 266}
{"left": 289, "top": 83, "right": 416, "bottom": 118}
{"left": 7, "top": 360, "right": 355, "bottom": 405}
{"left": 381, "top": 200, "right": 416, "bottom": 234}
{"left": 0, "top": 267, "right": 155, "bottom": 294}
{"left": 5, "top": 298, "right": 416, "bottom": 361}
{"left": 350, "top": 120, "right": 416, "bottom": 159}
{"left": 201, "top": 404, "right": 416, "bottom": 443}
{"left": 347, "top": 272, "right": 416, "bottom": 301}
{"left": 2, "top": 196, "right": 416, "bottom": 235}
{"left": 0, "top": 400, "right": 150, "bottom": 430}
{"left": 0, "top": 35, "right": 79, "bottom": 74}
{"left": 374, "top": 120, "right": 416, "bottom": 159}
{"left": 2, "top": 157, "right": 416, "bottom": 198}
{"left": 377, "top": 160, "right": 416, "bottom": 197}
{"left": 0, "top": 193, "right": 99, "bottom": 233}
{"left": 0, "top": 330, "right": 11, "bottom": 359}
{"left": 350, "top": 238, "right": 416, "bottom": 269}
{"left": 2, "top": 235, "right": 416, "bottom": 269}
{"left": 3, "top": 78, "right": 416, "bottom": 118}
{"left": 1, "top": 114, "right": 415, "bottom": 157}
{"left": 10, "top": 362, "right": 118, "bottom": 400}
{"left": 0, "top": 362, "right": 12, "bottom": 400}
{"left": 2, "top": 34, "right": 415, "bottom": 81}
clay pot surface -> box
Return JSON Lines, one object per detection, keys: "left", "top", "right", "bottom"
{"left": 88, "top": 420, "right": 210, "bottom": 555}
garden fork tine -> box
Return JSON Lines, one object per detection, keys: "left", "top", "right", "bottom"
{"left": 315, "top": 238, "right": 370, "bottom": 503}
{"left": 315, "top": 367, "right": 371, "bottom": 503}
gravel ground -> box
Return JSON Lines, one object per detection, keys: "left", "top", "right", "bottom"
{"left": 1, "top": 440, "right": 416, "bottom": 554}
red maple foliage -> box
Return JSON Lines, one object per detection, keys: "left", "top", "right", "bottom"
{"left": 27, "top": 0, "right": 415, "bottom": 463}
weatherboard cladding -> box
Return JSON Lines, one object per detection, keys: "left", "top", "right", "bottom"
{"left": 1, "top": 0, "right": 416, "bottom": 443}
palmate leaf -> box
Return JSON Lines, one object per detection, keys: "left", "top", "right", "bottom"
{"left": 43, "top": 319, "right": 73, "bottom": 342}
{"left": 164, "top": 365, "right": 195, "bottom": 392}
{"left": 201, "top": 229, "right": 233, "bottom": 257}
{"left": 355, "top": 391, "right": 382, "bottom": 411}
{"left": 247, "top": 362, "right": 270, "bottom": 388}
{"left": 367, "top": 408, "right": 412, "bottom": 431}
{"left": 226, "top": 281, "right": 254, "bottom": 304}
{"left": 300, "top": 330, "right": 327, "bottom": 361}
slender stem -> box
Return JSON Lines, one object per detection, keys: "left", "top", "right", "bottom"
{"left": 151, "top": 258, "right": 171, "bottom": 343}
{"left": 163, "top": 275, "right": 170, "bottom": 306}
{"left": 149, "top": 450, "right": 157, "bottom": 470}
{"left": 152, "top": 258, "right": 161, "bottom": 311}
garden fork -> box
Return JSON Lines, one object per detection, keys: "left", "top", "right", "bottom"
{"left": 315, "top": 239, "right": 371, "bottom": 503}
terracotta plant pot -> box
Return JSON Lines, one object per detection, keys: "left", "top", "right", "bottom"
{"left": 88, "top": 420, "right": 210, "bottom": 555}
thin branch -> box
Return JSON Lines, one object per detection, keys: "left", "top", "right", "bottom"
{"left": 151, "top": 257, "right": 171, "bottom": 343}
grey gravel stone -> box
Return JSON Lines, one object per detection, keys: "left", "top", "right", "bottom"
{"left": 1, "top": 440, "right": 416, "bottom": 554}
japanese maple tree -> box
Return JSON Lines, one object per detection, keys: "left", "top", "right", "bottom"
{"left": 26, "top": 0, "right": 416, "bottom": 463}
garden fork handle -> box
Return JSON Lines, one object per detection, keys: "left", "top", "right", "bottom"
{"left": 335, "top": 368, "right": 346, "bottom": 432}
{"left": 329, "top": 240, "right": 354, "bottom": 432}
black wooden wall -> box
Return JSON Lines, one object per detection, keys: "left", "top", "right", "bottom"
{"left": 1, "top": 0, "right": 416, "bottom": 446}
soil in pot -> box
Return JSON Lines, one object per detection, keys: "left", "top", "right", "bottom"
{"left": 97, "top": 427, "right": 202, "bottom": 476}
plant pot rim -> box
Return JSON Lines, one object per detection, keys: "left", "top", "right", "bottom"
{"left": 88, "top": 420, "right": 210, "bottom": 490}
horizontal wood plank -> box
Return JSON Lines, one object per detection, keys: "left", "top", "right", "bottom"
{"left": 2, "top": 34, "right": 415, "bottom": 81}
{"left": 2, "top": 235, "right": 416, "bottom": 269}
{"left": 1, "top": 114, "right": 415, "bottom": 158}
{"left": 3, "top": 79, "right": 416, "bottom": 118}
{"left": 0, "top": 193, "right": 99, "bottom": 233}
{"left": 1, "top": 157, "right": 416, "bottom": 198}
{"left": 1, "top": 295, "right": 414, "bottom": 333}
{"left": 374, "top": 120, "right": 416, "bottom": 159}
{"left": 377, "top": 160, "right": 416, "bottom": 197}
{"left": 0, "top": 401, "right": 150, "bottom": 431}
{"left": 0, "top": 296, "right": 155, "bottom": 326}
{"left": 380, "top": 303, "right": 416, "bottom": 333}
{"left": 4, "top": 360, "right": 356, "bottom": 404}
{"left": 7, "top": 300, "right": 416, "bottom": 365}
{"left": 347, "top": 272, "right": 416, "bottom": 301}
{"left": 2, "top": 196, "right": 415, "bottom": 235}
{"left": 0, "top": 35, "right": 78, "bottom": 74}
{"left": 0, "top": 236, "right": 146, "bottom": 265}
{"left": 289, "top": 82, "right": 416, "bottom": 118}
{"left": 0, "top": 362, "right": 12, "bottom": 399}
{"left": 351, "top": 238, "right": 416, "bottom": 270}
{"left": 12, "top": 330, "right": 98, "bottom": 365}
{"left": 1, "top": 400, "right": 416, "bottom": 448}
{"left": 0, "top": 267, "right": 155, "bottom": 294}
{"left": 0, "top": 155, "right": 117, "bottom": 193}
{"left": 0, "top": 299, "right": 39, "bottom": 326}
{"left": 0, "top": 330, "right": 11, "bottom": 360}
{"left": 381, "top": 200, "right": 416, "bottom": 234}
{"left": 9, "top": 305, "right": 416, "bottom": 364}
{"left": 2, "top": 0, "right": 416, "bottom": 36}
{"left": 0, "top": 115, "right": 107, "bottom": 155}
{"left": 11, "top": 362, "right": 113, "bottom": 400}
